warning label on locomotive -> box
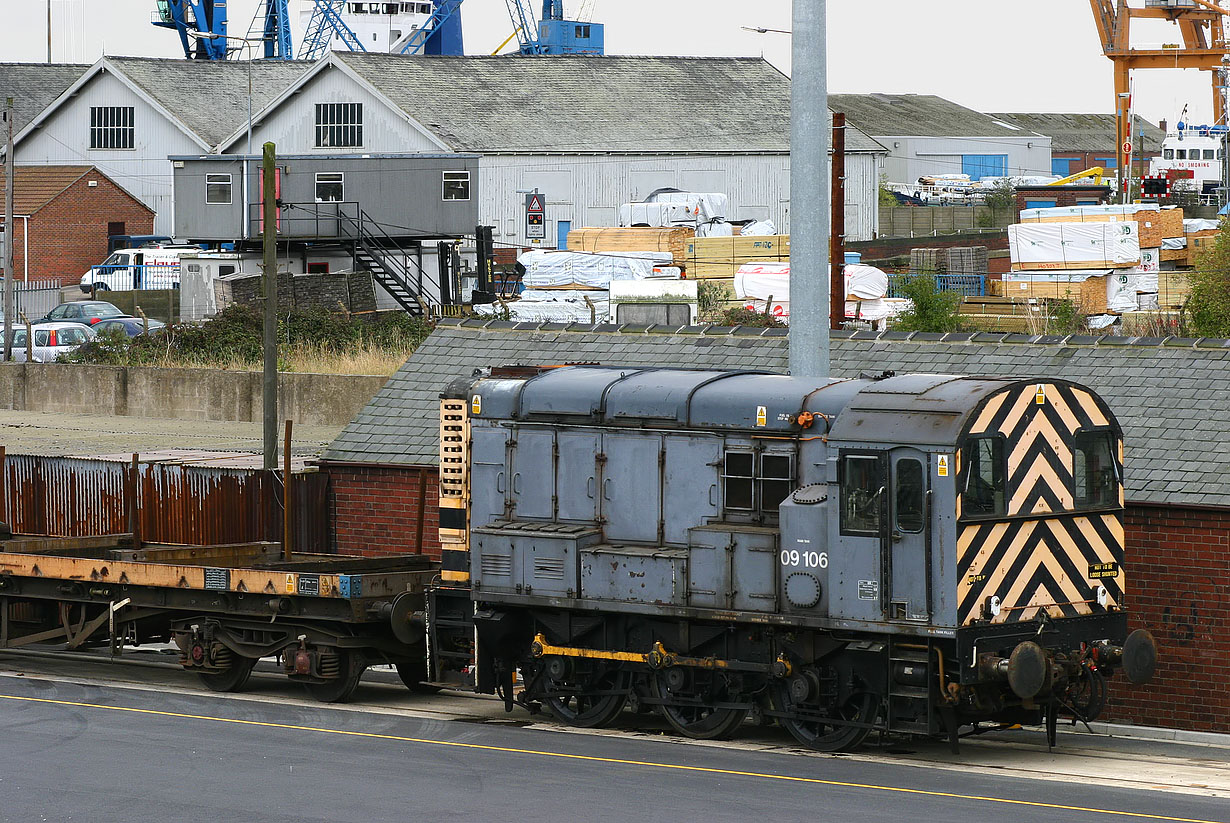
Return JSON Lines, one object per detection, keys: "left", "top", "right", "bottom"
{"left": 858, "top": 579, "right": 879, "bottom": 600}
{"left": 297, "top": 574, "right": 321, "bottom": 596}
{"left": 203, "top": 568, "right": 230, "bottom": 590}
{"left": 937, "top": 454, "right": 949, "bottom": 477}
{"left": 1088, "top": 562, "right": 1120, "bottom": 579}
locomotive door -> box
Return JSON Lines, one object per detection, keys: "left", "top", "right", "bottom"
{"left": 887, "top": 449, "right": 930, "bottom": 621}
{"left": 600, "top": 432, "right": 663, "bottom": 543}
{"left": 509, "top": 426, "right": 554, "bottom": 521}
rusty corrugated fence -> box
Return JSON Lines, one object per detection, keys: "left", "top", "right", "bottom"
{"left": 0, "top": 455, "right": 328, "bottom": 551}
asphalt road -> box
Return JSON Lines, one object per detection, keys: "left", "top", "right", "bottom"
{"left": 0, "top": 670, "right": 1227, "bottom": 823}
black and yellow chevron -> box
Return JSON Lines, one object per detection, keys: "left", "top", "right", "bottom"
{"left": 439, "top": 398, "right": 470, "bottom": 583}
{"left": 957, "top": 382, "right": 1124, "bottom": 626}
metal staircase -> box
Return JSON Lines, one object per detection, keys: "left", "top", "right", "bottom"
{"left": 338, "top": 209, "right": 440, "bottom": 317}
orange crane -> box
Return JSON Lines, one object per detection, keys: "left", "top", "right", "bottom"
{"left": 1088, "top": 0, "right": 1229, "bottom": 197}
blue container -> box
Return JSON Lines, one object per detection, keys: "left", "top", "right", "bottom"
{"left": 844, "top": 252, "right": 861, "bottom": 265}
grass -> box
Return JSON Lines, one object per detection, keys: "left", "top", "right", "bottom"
{"left": 93, "top": 341, "right": 416, "bottom": 376}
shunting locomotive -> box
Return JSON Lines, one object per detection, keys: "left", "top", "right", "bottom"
{"left": 432, "top": 365, "right": 1158, "bottom": 751}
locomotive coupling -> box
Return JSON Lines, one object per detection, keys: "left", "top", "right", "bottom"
{"left": 977, "top": 641, "right": 1061, "bottom": 700}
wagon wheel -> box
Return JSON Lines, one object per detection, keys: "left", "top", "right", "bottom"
{"left": 538, "top": 658, "right": 628, "bottom": 728}
{"left": 651, "top": 667, "right": 748, "bottom": 741}
{"left": 773, "top": 672, "right": 878, "bottom": 753}
{"left": 307, "top": 650, "right": 366, "bottom": 703}
{"left": 395, "top": 657, "right": 443, "bottom": 695}
{"left": 198, "top": 657, "right": 256, "bottom": 693}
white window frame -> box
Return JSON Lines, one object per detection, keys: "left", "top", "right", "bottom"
{"left": 205, "top": 173, "right": 233, "bottom": 205}
{"left": 442, "top": 170, "right": 470, "bottom": 201}
{"left": 314, "top": 102, "right": 363, "bottom": 148}
{"left": 315, "top": 172, "right": 346, "bottom": 203}
{"left": 90, "top": 106, "right": 135, "bottom": 150}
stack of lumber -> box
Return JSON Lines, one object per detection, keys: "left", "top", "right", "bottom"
{"left": 567, "top": 227, "right": 694, "bottom": 265}
{"left": 958, "top": 296, "right": 1039, "bottom": 334}
{"left": 1019, "top": 204, "right": 1183, "bottom": 250}
{"left": 685, "top": 235, "right": 790, "bottom": 280}
{"left": 993, "top": 272, "right": 1109, "bottom": 314}
{"left": 1155, "top": 272, "right": 1192, "bottom": 309}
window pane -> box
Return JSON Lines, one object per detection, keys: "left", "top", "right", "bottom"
{"left": 760, "top": 479, "right": 790, "bottom": 512}
{"left": 314, "top": 103, "right": 363, "bottom": 148}
{"left": 723, "top": 452, "right": 754, "bottom": 511}
{"left": 1205, "top": 149, "right": 1216, "bottom": 160}
{"left": 841, "top": 455, "right": 883, "bottom": 535}
{"left": 443, "top": 171, "right": 470, "bottom": 201}
{"left": 316, "top": 173, "right": 345, "bottom": 202}
{"left": 761, "top": 454, "right": 791, "bottom": 479}
{"left": 1074, "top": 431, "right": 1118, "bottom": 508}
{"left": 725, "top": 452, "right": 753, "bottom": 477}
{"left": 206, "top": 173, "right": 232, "bottom": 204}
{"left": 895, "top": 459, "right": 924, "bottom": 533}
{"left": 964, "top": 437, "right": 1005, "bottom": 516}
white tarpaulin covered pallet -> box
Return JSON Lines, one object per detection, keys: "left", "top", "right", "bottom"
{"left": 1008, "top": 222, "right": 1141, "bottom": 269}
{"left": 519, "top": 250, "right": 675, "bottom": 288}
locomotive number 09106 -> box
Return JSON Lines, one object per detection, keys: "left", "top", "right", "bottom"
{"left": 780, "top": 549, "right": 827, "bottom": 569}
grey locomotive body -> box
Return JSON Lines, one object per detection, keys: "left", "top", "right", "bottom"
{"left": 436, "top": 365, "right": 1156, "bottom": 750}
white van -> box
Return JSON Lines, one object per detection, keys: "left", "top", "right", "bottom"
{"left": 80, "top": 246, "right": 196, "bottom": 293}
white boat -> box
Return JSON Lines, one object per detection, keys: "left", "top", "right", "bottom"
{"left": 1148, "top": 121, "right": 1226, "bottom": 200}
{"left": 301, "top": 1, "right": 438, "bottom": 53}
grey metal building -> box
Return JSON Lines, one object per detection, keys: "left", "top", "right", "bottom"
{"left": 830, "top": 93, "right": 1052, "bottom": 183}
{"left": 219, "top": 53, "right": 887, "bottom": 242}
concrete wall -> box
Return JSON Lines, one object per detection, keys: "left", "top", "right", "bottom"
{"left": 0, "top": 364, "right": 387, "bottom": 427}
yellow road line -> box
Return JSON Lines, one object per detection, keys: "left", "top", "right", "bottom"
{"left": 0, "top": 691, "right": 1223, "bottom": 823}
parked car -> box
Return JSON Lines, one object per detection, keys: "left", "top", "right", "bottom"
{"left": 81, "top": 246, "right": 192, "bottom": 293}
{"left": 92, "top": 317, "right": 167, "bottom": 337}
{"left": 39, "top": 300, "right": 127, "bottom": 326}
{"left": 0, "top": 322, "right": 95, "bottom": 362}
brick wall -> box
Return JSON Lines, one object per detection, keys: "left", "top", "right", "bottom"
{"left": 22, "top": 175, "right": 154, "bottom": 286}
{"left": 1104, "top": 504, "right": 1230, "bottom": 731}
{"left": 326, "top": 463, "right": 440, "bottom": 558}
{"left": 1014, "top": 185, "right": 1112, "bottom": 219}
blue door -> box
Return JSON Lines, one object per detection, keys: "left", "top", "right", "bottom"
{"left": 557, "top": 220, "right": 571, "bottom": 250}
{"left": 962, "top": 154, "right": 1008, "bottom": 180}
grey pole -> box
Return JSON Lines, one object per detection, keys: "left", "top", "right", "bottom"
{"left": 262, "top": 142, "right": 279, "bottom": 471}
{"left": 3, "top": 98, "right": 15, "bottom": 363}
{"left": 788, "top": 0, "right": 830, "bottom": 378}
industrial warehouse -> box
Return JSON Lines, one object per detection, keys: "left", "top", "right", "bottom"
{"left": 0, "top": 2, "right": 1229, "bottom": 822}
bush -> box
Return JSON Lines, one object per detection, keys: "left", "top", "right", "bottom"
{"left": 1187, "top": 220, "right": 1230, "bottom": 338}
{"left": 888, "top": 274, "right": 964, "bottom": 333}
{"left": 63, "top": 304, "right": 434, "bottom": 370}
{"left": 697, "top": 280, "right": 733, "bottom": 323}
{"left": 718, "top": 306, "right": 785, "bottom": 328}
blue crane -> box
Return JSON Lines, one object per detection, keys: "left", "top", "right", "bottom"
{"left": 153, "top": 0, "right": 295, "bottom": 60}
{"left": 503, "top": 0, "right": 604, "bottom": 55}
{"left": 152, "top": 0, "right": 229, "bottom": 60}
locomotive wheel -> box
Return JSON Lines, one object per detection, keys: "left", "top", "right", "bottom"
{"left": 651, "top": 668, "right": 748, "bottom": 741}
{"left": 773, "top": 675, "right": 879, "bottom": 752}
{"left": 540, "top": 661, "right": 628, "bottom": 728}
{"left": 307, "top": 650, "right": 366, "bottom": 703}
{"left": 197, "top": 657, "right": 256, "bottom": 693}
{"left": 395, "top": 658, "right": 443, "bottom": 695}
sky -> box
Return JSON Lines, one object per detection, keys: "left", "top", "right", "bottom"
{"left": 0, "top": 0, "right": 1222, "bottom": 125}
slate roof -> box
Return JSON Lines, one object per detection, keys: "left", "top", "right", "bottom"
{"left": 989, "top": 112, "right": 1165, "bottom": 154}
{"left": 0, "top": 63, "right": 89, "bottom": 134}
{"left": 325, "top": 322, "right": 1230, "bottom": 509}
{"left": 332, "top": 53, "right": 885, "bottom": 154}
{"left": 830, "top": 93, "right": 1043, "bottom": 140}
{"left": 104, "top": 57, "right": 313, "bottom": 147}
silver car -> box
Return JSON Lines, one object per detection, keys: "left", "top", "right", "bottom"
{"left": 1, "top": 322, "right": 95, "bottom": 362}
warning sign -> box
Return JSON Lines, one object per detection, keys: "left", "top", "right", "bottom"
{"left": 937, "top": 454, "right": 949, "bottom": 477}
{"left": 1122, "top": 140, "right": 1133, "bottom": 155}
{"left": 525, "top": 192, "right": 546, "bottom": 240}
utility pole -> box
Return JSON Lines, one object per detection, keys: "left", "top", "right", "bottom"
{"left": 262, "top": 143, "right": 278, "bottom": 471}
{"left": 3, "top": 97, "right": 15, "bottom": 363}
{"left": 830, "top": 112, "right": 846, "bottom": 331}
{"left": 788, "top": 0, "right": 829, "bottom": 377}
{"left": 47, "top": 0, "right": 52, "bottom": 63}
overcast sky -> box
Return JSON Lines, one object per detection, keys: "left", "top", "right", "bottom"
{"left": 0, "top": 0, "right": 1220, "bottom": 125}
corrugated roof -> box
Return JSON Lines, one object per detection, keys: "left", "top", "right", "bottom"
{"left": 324, "top": 323, "right": 1230, "bottom": 509}
{"left": 830, "top": 93, "right": 1042, "bottom": 139}
{"left": 0, "top": 165, "right": 92, "bottom": 214}
{"left": 332, "top": 53, "right": 885, "bottom": 154}
{"left": 989, "top": 112, "right": 1165, "bottom": 154}
{"left": 0, "top": 63, "right": 90, "bottom": 134}
{"left": 105, "top": 57, "right": 314, "bottom": 147}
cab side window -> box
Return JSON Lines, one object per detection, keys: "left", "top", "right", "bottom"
{"left": 841, "top": 454, "right": 884, "bottom": 535}
{"left": 1074, "top": 430, "right": 1119, "bottom": 508}
{"left": 964, "top": 437, "right": 1005, "bottom": 517}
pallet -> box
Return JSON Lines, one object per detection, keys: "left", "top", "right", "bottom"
{"left": 567, "top": 227, "right": 695, "bottom": 265}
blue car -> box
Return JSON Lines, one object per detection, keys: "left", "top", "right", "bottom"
{"left": 92, "top": 317, "right": 167, "bottom": 338}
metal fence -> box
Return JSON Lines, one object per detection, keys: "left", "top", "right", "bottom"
{"left": 888, "top": 274, "right": 987, "bottom": 298}
{"left": 0, "top": 454, "right": 328, "bottom": 552}
{"left": 5, "top": 279, "right": 63, "bottom": 320}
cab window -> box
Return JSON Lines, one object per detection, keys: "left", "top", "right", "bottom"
{"left": 841, "top": 454, "right": 884, "bottom": 535}
{"left": 964, "top": 437, "right": 1005, "bottom": 517}
{"left": 895, "top": 459, "right": 925, "bottom": 533}
{"left": 1163, "top": 148, "right": 1174, "bottom": 159}
{"left": 1074, "top": 430, "right": 1118, "bottom": 508}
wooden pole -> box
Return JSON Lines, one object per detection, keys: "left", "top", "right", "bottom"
{"left": 283, "top": 419, "right": 292, "bottom": 561}
{"left": 262, "top": 143, "right": 278, "bottom": 471}
{"left": 4, "top": 97, "right": 15, "bottom": 362}
{"left": 830, "top": 112, "right": 847, "bottom": 331}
